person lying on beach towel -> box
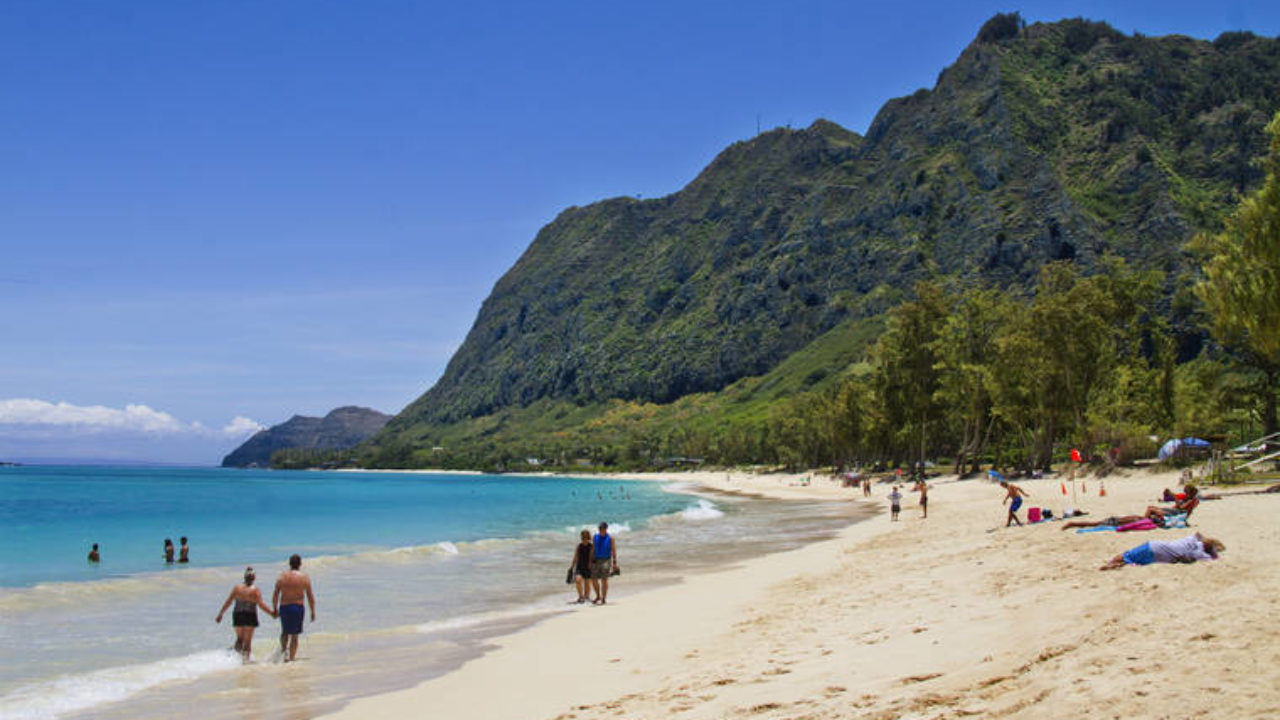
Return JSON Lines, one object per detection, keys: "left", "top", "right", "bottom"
{"left": 1099, "top": 533, "right": 1224, "bottom": 570}
{"left": 1061, "top": 514, "right": 1148, "bottom": 531}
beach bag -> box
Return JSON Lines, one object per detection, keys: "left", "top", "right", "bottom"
{"left": 1027, "top": 507, "right": 1042, "bottom": 523}
{"left": 565, "top": 567, "right": 574, "bottom": 584}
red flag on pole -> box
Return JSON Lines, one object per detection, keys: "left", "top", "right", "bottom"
{"left": 1070, "top": 448, "right": 1082, "bottom": 463}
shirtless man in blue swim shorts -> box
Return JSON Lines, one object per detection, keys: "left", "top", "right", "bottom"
{"left": 1001, "top": 480, "right": 1030, "bottom": 527}
{"left": 272, "top": 554, "right": 317, "bottom": 662}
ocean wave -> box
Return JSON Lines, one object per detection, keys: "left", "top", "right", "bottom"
{"left": 0, "top": 650, "right": 242, "bottom": 720}
{"left": 0, "top": 568, "right": 235, "bottom": 613}
{"left": 678, "top": 498, "right": 724, "bottom": 520}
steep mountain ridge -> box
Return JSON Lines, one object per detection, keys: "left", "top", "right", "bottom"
{"left": 372, "top": 17, "right": 1280, "bottom": 465}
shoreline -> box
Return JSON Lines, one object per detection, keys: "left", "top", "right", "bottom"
{"left": 324, "top": 466, "right": 1280, "bottom": 719}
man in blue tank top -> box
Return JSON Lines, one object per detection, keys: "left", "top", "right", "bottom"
{"left": 590, "top": 522, "right": 618, "bottom": 605}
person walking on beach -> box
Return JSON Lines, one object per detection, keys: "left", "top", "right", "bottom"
{"left": 216, "top": 567, "right": 277, "bottom": 662}
{"left": 591, "top": 522, "right": 618, "bottom": 605}
{"left": 916, "top": 479, "right": 929, "bottom": 519}
{"left": 272, "top": 554, "right": 316, "bottom": 662}
{"left": 569, "top": 529, "right": 594, "bottom": 604}
{"left": 163, "top": 538, "right": 175, "bottom": 564}
{"left": 862, "top": 476, "right": 871, "bottom": 497}
{"left": 178, "top": 536, "right": 190, "bottom": 564}
{"left": 87, "top": 543, "right": 100, "bottom": 563}
{"left": 888, "top": 486, "right": 902, "bottom": 522}
{"left": 1001, "top": 480, "right": 1030, "bottom": 527}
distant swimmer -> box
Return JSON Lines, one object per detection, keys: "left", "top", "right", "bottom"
{"left": 178, "top": 536, "right": 190, "bottom": 564}
{"left": 216, "top": 567, "right": 276, "bottom": 662}
{"left": 163, "top": 538, "right": 175, "bottom": 564}
{"left": 1000, "top": 480, "right": 1030, "bottom": 527}
{"left": 272, "top": 554, "right": 317, "bottom": 662}
{"left": 87, "top": 543, "right": 100, "bottom": 563}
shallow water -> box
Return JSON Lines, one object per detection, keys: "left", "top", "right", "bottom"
{"left": 0, "top": 466, "right": 866, "bottom": 720}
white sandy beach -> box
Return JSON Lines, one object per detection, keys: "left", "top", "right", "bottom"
{"left": 325, "top": 467, "right": 1280, "bottom": 719}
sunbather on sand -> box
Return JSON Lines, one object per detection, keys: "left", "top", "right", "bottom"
{"left": 1099, "top": 533, "right": 1224, "bottom": 570}
{"left": 1060, "top": 514, "right": 1151, "bottom": 531}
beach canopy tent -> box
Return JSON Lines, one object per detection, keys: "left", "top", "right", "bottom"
{"left": 1158, "top": 437, "right": 1211, "bottom": 461}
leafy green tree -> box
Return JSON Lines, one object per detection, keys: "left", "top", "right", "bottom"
{"left": 870, "top": 282, "right": 948, "bottom": 463}
{"left": 930, "top": 288, "right": 1012, "bottom": 474}
{"left": 1192, "top": 111, "right": 1280, "bottom": 435}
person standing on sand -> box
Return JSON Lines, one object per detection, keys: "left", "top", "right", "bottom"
{"left": 888, "top": 486, "right": 902, "bottom": 522}
{"left": 88, "top": 543, "right": 100, "bottom": 563}
{"left": 863, "top": 476, "right": 871, "bottom": 497}
{"left": 569, "top": 529, "right": 594, "bottom": 604}
{"left": 916, "top": 479, "right": 929, "bottom": 519}
{"left": 178, "top": 536, "right": 190, "bottom": 564}
{"left": 216, "top": 567, "right": 276, "bottom": 662}
{"left": 591, "top": 522, "right": 618, "bottom": 605}
{"left": 272, "top": 554, "right": 316, "bottom": 662}
{"left": 1001, "top": 480, "right": 1030, "bottom": 527}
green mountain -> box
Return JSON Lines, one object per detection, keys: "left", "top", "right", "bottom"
{"left": 222, "top": 406, "right": 390, "bottom": 468}
{"left": 366, "top": 16, "right": 1280, "bottom": 469}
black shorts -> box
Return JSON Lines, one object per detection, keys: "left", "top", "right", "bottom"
{"left": 232, "top": 610, "right": 258, "bottom": 628}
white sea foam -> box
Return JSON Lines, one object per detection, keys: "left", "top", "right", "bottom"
{"left": 678, "top": 498, "right": 724, "bottom": 520}
{"left": 0, "top": 650, "right": 242, "bottom": 720}
{"left": 436, "top": 541, "right": 459, "bottom": 554}
{"left": 415, "top": 597, "right": 570, "bottom": 636}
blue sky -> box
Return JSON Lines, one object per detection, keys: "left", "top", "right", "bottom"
{"left": 2, "top": 1, "right": 1277, "bottom": 464}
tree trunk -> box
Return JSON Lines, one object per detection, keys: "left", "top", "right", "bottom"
{"left": 1265, "top": 367, "right": 1278, "bottom": 437}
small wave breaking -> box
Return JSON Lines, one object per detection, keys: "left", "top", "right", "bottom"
{"left": 678, "top": 498, "right": 725, "bottom": 520}
{"left": 0, "top": 650, "right": 242, "bottom": 720}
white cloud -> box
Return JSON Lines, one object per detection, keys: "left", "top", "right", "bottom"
{"left": 0, "top": 398, "right": 261, "bottom": 439}
{"left": 221, "top": 416, "right": 265, "bottom": 437}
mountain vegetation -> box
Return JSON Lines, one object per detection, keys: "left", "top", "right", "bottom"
{"left": 361, "top": 15, "right": 1280, "bottom": 473}
{"left": 221, "top": 406, "right": 390, "bottom": 468}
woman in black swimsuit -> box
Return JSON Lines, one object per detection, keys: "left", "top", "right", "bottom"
{"left": 215, "top": 567, "right": 277, "bottom": 662}
{"left": 569, "top": 529, "right": 594, "bottom": 604}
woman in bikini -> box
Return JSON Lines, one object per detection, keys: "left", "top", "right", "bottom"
{"left": 569, "top": 529, "right": 594, "bottom": 604}
{"left": 216, "top": 567, "right": 277, "bottom": 662}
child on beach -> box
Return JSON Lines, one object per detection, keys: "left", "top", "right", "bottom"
{"left": 888, "top": 486, "right": 902, "bottom": 522}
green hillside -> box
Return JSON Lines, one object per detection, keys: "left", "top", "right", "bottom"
{"left": 363, "top": 15, "right": 1280, "bottom": 471}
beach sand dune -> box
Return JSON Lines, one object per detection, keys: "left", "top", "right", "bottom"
{"left": 326, "top": 469, "right": 1280, "bottom": 719}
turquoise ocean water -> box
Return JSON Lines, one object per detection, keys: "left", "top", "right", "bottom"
{"left": 0, "top": 465, "right": 863, "bottom": 720}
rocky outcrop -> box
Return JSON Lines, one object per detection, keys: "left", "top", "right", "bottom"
{"left": 221, "top": 406, "right": 390, "bottom": 467}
